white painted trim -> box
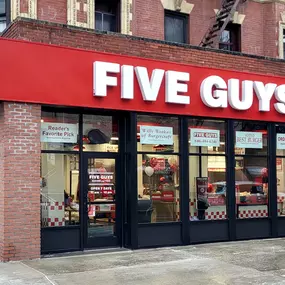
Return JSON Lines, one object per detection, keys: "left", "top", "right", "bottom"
{"left": 67, "top": 0, "right": 94, "bottom": 29}
{"left": 214, "top": 9, "right": 245, "bottom": 25}
{"left": 160, "top": 0, "right": 194, "bottom": 14}
{"left": 11, "top": 0, "right": 37, "bottom": 21}
{"left": 121, "top": 0, "right": 132, "bottom": 35}
{"left": 278, "top": 22, "right": 285, "bottom": 59}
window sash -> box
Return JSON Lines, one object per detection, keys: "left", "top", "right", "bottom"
{"left": 164, "top": 12, "right": 188, "bottom": 44}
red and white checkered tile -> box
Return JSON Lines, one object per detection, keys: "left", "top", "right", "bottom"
{"left": 238, "top": 209, "right": 268, "bottom": 218}
{"left": 41, "top": 201, "right": 65, "bottom": 226}
{"left": 47, "top": 217, "right": 65, "bottom": 227}
{"left": 189, "top": 198, "right": 227, "bottom": 220}
{"left": 205, "top": 211, "right": 227, "bottom": 220}
{"left": 278, "top": 196, "right": 285, "bottom": 203}
{"left": 175, "top": 198, "right": 180, "bottom": 220}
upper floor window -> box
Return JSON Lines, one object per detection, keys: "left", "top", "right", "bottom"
{"left": 164, "top": 10, "right": 188, "bottom": 44}
{"left": 219, "top": 23, "right": 241, "bottom": 52}
{"left": 95, "top": 0, "right": 119, "bottom": 32}
{"left": 0, "top": 0, "right": 6, "bottom": 33}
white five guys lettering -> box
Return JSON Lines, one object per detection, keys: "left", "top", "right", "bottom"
{"left": 93, "top": 61, "right": 285, "bottom": 114}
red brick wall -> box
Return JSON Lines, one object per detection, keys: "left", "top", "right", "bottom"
{"left": 37, "top": 0, "right": 67, "bottom": 24}
{"left": 189, "top": 0, "right": 219, "bottom": 46}
{"left": 276, "top": 2, "right": 285, "bottom": 58}
{"left": 262, "top": 3, "right": 277, "bottom": 58}
{"left": 240, "top": 1, "right": 264, "bottom": 56}
{"left": 10, "top": 0, "right": 285, "bottom": 57}
{"left": 125, "top": 0, "right": 284, "bottom": 57}
{"left": 133, "top": 0, "right": 164, "bottom": 40}
{"left": 0, "top": 103, "right": 41, "bottom": 261}
{"left": 3, "top": 19, "right": 285, "bottom": 77}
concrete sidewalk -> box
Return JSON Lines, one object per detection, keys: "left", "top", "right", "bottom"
{"left": 2, "top": 239, "right": 285, "bottom": 284}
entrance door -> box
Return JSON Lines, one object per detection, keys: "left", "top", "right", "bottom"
{"left": 83, "top": 154, "right": 122, "bottom": 248}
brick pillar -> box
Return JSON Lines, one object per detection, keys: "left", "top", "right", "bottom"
{"left": 0, "top": 102, "right": 41, "bottom": 261}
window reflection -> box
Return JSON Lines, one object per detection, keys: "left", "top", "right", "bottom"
{"left": 234, "top": 121, "right": 268, "bottom": 219}
{"left": 41, "top": 154, "right": 80, "bottom": 227}
{"left": 189, "top": 156, "right": 227, "bottom": 221}
{"left": 137, "top": 115, "right": 180, "bottom": 223}
{"left": 83, "top": 115, "right": 118, "bottom": 152}
{"left": 138, "top": 154, "right": 180, "bottom": 223}
{"left": 164, "top": 11, "right": 188, "bottom": 44}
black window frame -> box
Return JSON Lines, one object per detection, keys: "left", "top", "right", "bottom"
{"left": 282, "top": 29, "right": 285, "bottom": 59}
{"left": 164, "top": 10, "right": 189, "bottom": 44}
{"left": 0, "top": 0, "right": 8, "bottom": 33}
{"left": 95, "top": 0, "right": 120, "bottom": 33}
{"left": 219, "top": 23, "right": 241, "bottom": 52}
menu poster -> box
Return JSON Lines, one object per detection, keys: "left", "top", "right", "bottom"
{"left": 235, "top": 131, "right": 263, "bottom": 149}
{"left": 196, "top": 177, "right": 208, "bottom": 209}
{"left": 140, "top": 126, "right": 173, "bottom": 145}
{"left": 88, "top": 172, "right": 114, "bottom": 196}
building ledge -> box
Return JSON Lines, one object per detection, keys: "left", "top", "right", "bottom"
{"left": 2, "top": 17, "right": 285, "bottom": 71}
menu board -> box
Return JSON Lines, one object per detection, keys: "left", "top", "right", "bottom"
{"left": 88, "top": 171, "right": 115, "bottom": 197}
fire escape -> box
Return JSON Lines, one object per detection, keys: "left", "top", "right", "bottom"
{"left": 200, "top": 0, "right": 247, "bottom": 49}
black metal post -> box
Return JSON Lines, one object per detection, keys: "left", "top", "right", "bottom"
{"left": 268, "top": 123, "right": 277, "bottom": 237}
{"left": 126, "top": 112, "right": 138, "bottom": 249}
{"left": 179, "top": 117, "right": 190, "bottom": 244}
{"left": 79, "top": 114, "right": 84, "bottom": 250}
{"left": 227, "top": 120, "right": 236, "bottom": 240}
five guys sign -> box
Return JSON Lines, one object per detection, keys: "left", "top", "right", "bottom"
{"left": 1, "top": 38, "right": 285, "bottom": 122}
{"left": 93, "top": 61, "right": 285, "bottom": 114}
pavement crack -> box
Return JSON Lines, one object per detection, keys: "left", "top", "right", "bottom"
{"left": 20, "top": 261, "right": 57, "bottom": 285}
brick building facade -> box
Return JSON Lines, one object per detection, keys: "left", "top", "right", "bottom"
{"left": 2, "top": 0, "right": 285, "bottom": 58}
{"left": 1, "top": 0, "right": 285, "bottom": 261}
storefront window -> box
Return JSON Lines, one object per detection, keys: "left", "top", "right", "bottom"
{"left": 41, "top": 112, "right": 79, "bottom": 151}
{"left": 276, "top": 124, "right": 285, "bottom": 216}
{"left": 189, "top": 156, "right": 227, "bottom": 221}
{"left": 137, "top": 115, "right": 180, "bottom": 223}
{"left": 234, "top": 122, "right": 268, "bottom": 219}
{"left": 83, "top": 115, "right": 118, "bottom": 152}
{"left": 41, "top": 153, "right": 80, "bottom": 227}
{"left": 189, "top": 119, "right": 227, "bottom": 221}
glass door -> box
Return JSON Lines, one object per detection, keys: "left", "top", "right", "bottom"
{"left": 83, "top": 154, "right": 121, "bottom": 248}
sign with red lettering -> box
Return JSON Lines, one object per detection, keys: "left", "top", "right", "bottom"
{"left": 207, "top": 195, "right": 226, "bottom": 206}
{"left": 40, "top": 123, "right": 78, "bottom": 143}
{"left": 190, "top": 129, "right": 220, "bottom": 147}
{"left": 277, "top": 134, "right": 285, "bottom": 149}
{"left": 235, "top": 131, "right": 263, "bottom": 149}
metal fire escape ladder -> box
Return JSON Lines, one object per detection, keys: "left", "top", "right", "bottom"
{"left": 200, "top": 0, "right": 246, "bottom": 48}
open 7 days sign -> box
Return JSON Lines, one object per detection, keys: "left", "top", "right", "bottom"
{"left": 93, "top": 61, "right": 285, "bottom": 114}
